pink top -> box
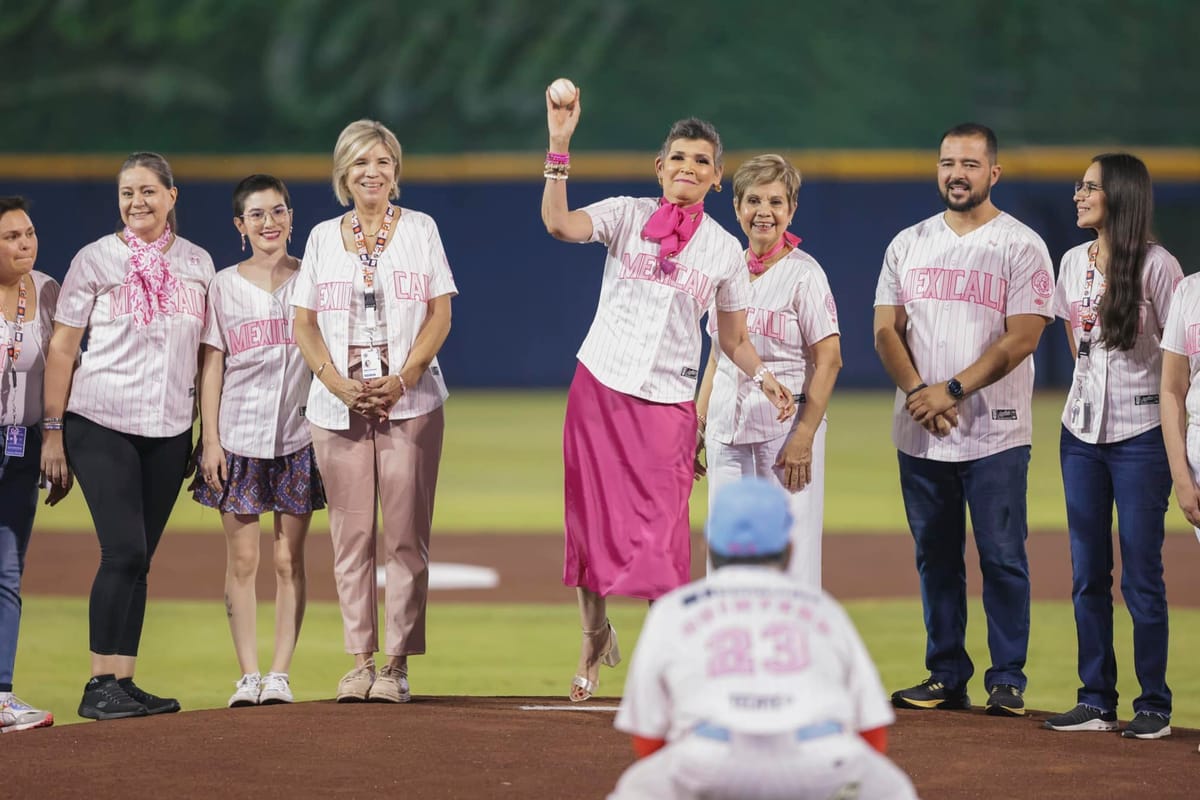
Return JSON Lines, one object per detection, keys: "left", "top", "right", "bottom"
{"left": 578, "top": 196, "right": 750, "bottom": 404}
{"left": 56, "top": 234, "right": 214, "bottom": 437}
{"left": 201, "top": 265, "right": 312, "bottom": 459}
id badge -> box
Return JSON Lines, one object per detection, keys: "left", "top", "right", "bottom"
{"left": 360, "top": 347, "right": 383, "bottom": 380}
{"left": 4, "top": 425, "right": 27, "bottom": 458}
{"left": 1070, "top": 397, "right": 1093, "bottom": 433}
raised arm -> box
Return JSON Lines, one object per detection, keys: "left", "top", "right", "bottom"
{"left": 540, "top": 85, "right": 594, "bottom": 243}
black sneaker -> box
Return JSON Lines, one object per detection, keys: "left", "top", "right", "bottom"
{"left": 985, "top": 684, "right": 1025, "bottom": 717}
{"left": 1043, "top": 703, "right": 1118, "bottom": 732}
{"left": 118, "top": 679, "right": 181, "bottom": 715}
{"left": 1122, "top": 711, "right": 1171, "bottom": 740}
{"left": 78, "top": 676, "right": 149, "bottom": 720}
{"left": 891, "top": 677, "right": 970, "bottom": 710}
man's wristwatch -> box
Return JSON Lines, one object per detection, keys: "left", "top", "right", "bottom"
{"left": 946, "top": 378, "right": 965, "bottom": 400}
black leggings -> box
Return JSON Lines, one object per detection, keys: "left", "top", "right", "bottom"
{"left": 65, "top": 413, "right": 192, "bottom": 656}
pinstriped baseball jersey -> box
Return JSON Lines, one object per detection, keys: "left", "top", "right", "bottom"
{"left": 614, "top": 567, "right": 894, "bottom": 741}
{"left": 292, "top": 210, "right": 457, "bottom": 430}
{"left": 706, "top": 248, "right": 840, "bottom": 445}
{"left": 1, "top": 271, "right": 58, "bottom": 428}
{"left": 873, "top": 212, "right": 1053, "bottom": 462}
{"left": 1162, "top": 273, "right": 1200, "bottom": 479}
{"left": 201, "top": 265, "right": 312, "bottom": 459}
{"left": 56, "top": 234, "right": 214, "bottom": 437}
{"left": 577, "top": 197, "right": 750, "bottom": 404}
{"left": 1053, "top": 243, "right": 1183, "bottom": 445}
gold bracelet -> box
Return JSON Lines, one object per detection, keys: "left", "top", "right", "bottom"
{"left": 316, "top": 361, "right": 330, "bottom": 378}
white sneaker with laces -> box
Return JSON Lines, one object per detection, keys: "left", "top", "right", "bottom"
{"left": 228, "top": 673, "right": 262, "bottom": 708}
{"left": 0, "top": 692, "right": 54, "bottom": 733}
{"left": 259, "top": 672, "right": 294, "bottom": 705}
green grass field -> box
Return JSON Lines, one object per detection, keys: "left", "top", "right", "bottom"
{"left": 32, "top": 389, "right": 1196, "bottom": 535}
{"left": 21, "top": 389, "right": 1200, "bottom": 728}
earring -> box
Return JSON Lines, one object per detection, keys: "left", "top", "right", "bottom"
{"left": 288, "top": 227, "right": 293, "bottom": 245}
{"left": 240, "top": 233, "right": 246, "bottom": 252}
{"left": 712, "top": 183, "right": 722, "bottom": 193}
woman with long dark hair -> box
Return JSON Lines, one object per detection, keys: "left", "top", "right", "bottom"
{"left": 1043, "top": 153, "right": 1183, "bottom": 740}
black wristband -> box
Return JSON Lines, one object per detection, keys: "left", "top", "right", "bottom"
{"left": 905, "top": 383, "right": 927, "bottom": 398}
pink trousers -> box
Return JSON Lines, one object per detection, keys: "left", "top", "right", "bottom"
{"left": 310, "top": 362, "right": 445, "bottom": 657}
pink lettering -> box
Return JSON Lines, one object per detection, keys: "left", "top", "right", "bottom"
{"left": 109, "top": 284, "right": 205, "bottom": 320}
{"left": 746, "top": 307, "right": 786, "bottom": 341}
{"left": 1187, "top": 323, "right": 1200, "bottom": 357}
{"left": 618, "top": 251, "right": 713, "bottom": 303}
{"left": 901, "top": 267, "right": 1007, "bottom": 313}
{"left": 226, "top": 318, "right": 295, "bottom": 357}
{"left": 317, "top": 281, "right": 353, "bottom": 312}
{"left": 392, "top": 271, "right": 432, "bottom": 303}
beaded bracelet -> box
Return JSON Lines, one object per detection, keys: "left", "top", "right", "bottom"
{"left": 546, "top": 152, "right": 570, "bottom": 165}
{"left": 41, "top": 417, "right": 64, "bottom": 431}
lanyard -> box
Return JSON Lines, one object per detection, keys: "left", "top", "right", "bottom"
{"left": 3, "top": 276, "right": 27, "bottom": 389}
{"left": 350, "top": 205, "right": 396, "bottom": 311}
{"left": 1076, "top": 245, "right": 1105, "bottom": 360}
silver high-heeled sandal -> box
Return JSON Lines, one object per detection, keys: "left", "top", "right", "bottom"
{"left": 569, "top": 619, "right": 621, "bottom": 702}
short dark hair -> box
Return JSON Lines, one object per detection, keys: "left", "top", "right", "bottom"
{"left": 940, "top": 123, "right": 998, "bottom": 163}
{"left": 0, "top": 196, "right": 30, "bottom": 219}
{"left": 659, "top": 117, "right": 724, "bottom": 167}
{"left": 232, "top": 174, "right": 292, "bottom": 217}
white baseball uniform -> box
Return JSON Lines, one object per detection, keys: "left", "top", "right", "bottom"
{"left": 610, "top": 566, "right": 916, "bottom": 800}
{"left": 292, "top": 211, "right": 458, "bottom": 431}
{"left": 578, "top": 197, "right": 750, "bottom": 403}
{"left": 1160, "top": 271, "right": 1200, "bottom": 539}
{"left": 873, "top": 212, "right": 1054, "bottom": 461}
{"left": 200, "top": 266, "right": 312, "bottom": 459}
{"left": 55, "top": 234, "right": 215, "bottom": 437}
{"left": 705, "top": 248, "right": 840, "bottom": 587}
{"left": 1, "top": 271, "right": 59, "bottom": 428}
{"left": 1053, "top": 242, "right": 1183, "bottom": 444}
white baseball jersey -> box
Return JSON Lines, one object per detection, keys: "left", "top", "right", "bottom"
{"left": 56, "top": 234, "right": 214, "bottom": 437}
{"left": 293, "top": 211, "right": 457, "bottom": 431}
{"left": 200, "top": 265, "right": 312, "bottom": 459}
{"left": 707, "top": 248, "right": 839, "bottom": 445}
{"left": 578, "top": 197, "right": 750, "bottom": 404}
{"left": 1053, "top": 242, "right": 1183, "bottom": 444}
{"left": 1160, "top": 273, "right": 1200, "bottom": 475}
{"left": 1, "top": 271, "right": 59, "bottom": 428}
{"left": 615, "top": 566, "right": 894, "bottom": 742}
{"left": 873, "top": 212, "right": 1054, "bottom": 462}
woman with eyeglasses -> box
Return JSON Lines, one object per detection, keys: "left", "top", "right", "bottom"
{"left": 293, "top": 120, "right": 456, "bottom": 704}
{"left": 191, "top": 174, "right": 325, "bottom": 708}
{"left": 1043, "top": 154, "right": 1183, "bottom": 740}
{"left": 41, "top": 152, "right": 215, "bottom": 720}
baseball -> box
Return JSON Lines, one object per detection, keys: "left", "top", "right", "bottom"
{"left": 548, "top": 77, "right": 578, "bottom": 107}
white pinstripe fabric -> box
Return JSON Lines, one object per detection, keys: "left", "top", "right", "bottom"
{"left": 55, "top": 234, "right": 215, "bottom": 437}
{"left": 577, "top": 197, "right": 749, "bottom": 403}
{"left": 706, "top": 248, "right": 840, "bottom": 445}
{"left": 614, "top": 567, "right": 895, "bottom": 742}
{"left": 1162, "top": 273, "right": 1200, "bottom": 481}
{"left": 292, "top": 211, "right": 458, "bottom": 430}
{"left": 201, "top": 266, "right": 312, "bottom": 458}
{"left": 873, "top": 212, "right": 1054, "bottom": 462}
{"left": 0, "top": 271, "right": 58, "bottom": 427}
{"left": 1053, "top": 243, "right": 1183, "bottom": 444}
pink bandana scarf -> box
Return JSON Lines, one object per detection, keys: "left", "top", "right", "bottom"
{"left": 641, "top": 198, "right": 704, "bottom": 275}
{"left": 121, "top": 224, "right": 179, "bottom": 326}
{"left": 747, "top": 231, "right": 802, "bottom": 275}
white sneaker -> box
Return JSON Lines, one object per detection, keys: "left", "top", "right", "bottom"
{"left": 0, "top": 692, "right": 54, "bottom": 733}
{"left": 259, "top": 672, "right": 294, "bottom": 705}
{"left": 228, "top": 673, "right": 262, "bottom": 708}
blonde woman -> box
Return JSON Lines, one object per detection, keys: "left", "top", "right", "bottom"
{"left": 293, "top": 120, "right": 456, "bottom": 703}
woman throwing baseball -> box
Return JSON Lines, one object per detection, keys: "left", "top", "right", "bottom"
{"left": 1043, "top": 153, "right": 1182, "bottom": 739}
{"left": 541, "top": 79, "right": 795, "bottom": 702}
{"left": 694, "top": 154, "right": 842, "bottom": 588}
{"left": 192, "top": 175, "right": 325, "bottom": 708}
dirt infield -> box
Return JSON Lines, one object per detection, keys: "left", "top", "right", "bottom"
{"left": 22, "top": 529, "right": 1200, "bottom": 606}
{"left": 2, "top": 697, "right": 1197, "bottom": 799}
{"left": 13, "top": 531, "right": 1200, "bottom": 798}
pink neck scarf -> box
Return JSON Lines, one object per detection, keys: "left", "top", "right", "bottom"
{"left": 747, "top": 231, "right": 801, "bottom": 275}
{"left": 121, "top": 224, "right": 179, "bottom": 326}
{"left": 641, "top": 198, "right": 704, "bottom": 275}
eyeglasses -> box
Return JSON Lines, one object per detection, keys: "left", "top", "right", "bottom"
{"left": 240, "top": 205, "right": 291, "bottom": 225}
{"left": 1074, "top": 181, "right": 1103, "bottom": 197}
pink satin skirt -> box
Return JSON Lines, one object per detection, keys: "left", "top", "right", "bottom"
{"left": 562, "top": 362, "right": 697, "bottom": 600}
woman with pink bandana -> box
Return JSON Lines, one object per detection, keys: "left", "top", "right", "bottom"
{"left": 42, "top": 152, "right": 215, "bottom": 720}
{"left": 541, "top": 83, "right": 796, "bottom": 702}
